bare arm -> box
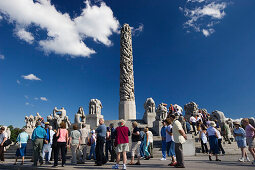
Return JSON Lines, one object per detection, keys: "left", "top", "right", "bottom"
{"left": 178, "top": 129, "right": 187, "bottom": 140}
{"left": 0, "top": 137, "right": 7, "bottom": 146}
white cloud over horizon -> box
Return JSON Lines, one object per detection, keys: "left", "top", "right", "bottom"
{"left": 22, "top": 74, "right": 41, "bottom": 81}
{"left": 0, "top": 0, "right": 119, "bottom": 58}
{"left": 40, "top": 97, "right": 48, "bottom": 101}
{"left": 181, "top": 0, "right": 229, "bottom": 37}
{"left": 0, "top": 54, "right": 4, "bottom": 60}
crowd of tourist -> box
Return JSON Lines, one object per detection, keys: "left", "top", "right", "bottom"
{"left": 0, "top": 106, "right": 255, "bottom": 169}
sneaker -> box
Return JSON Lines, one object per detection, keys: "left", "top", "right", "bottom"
{"left": 123, "top": 164, "right": 127, "bottom": 170}
{"left": 246, "top": 157, "right": 250, "bottom": 162}
{"left": 160, "top": 158, "right": 166, "bottom": 161}
{"left": 169, "top": 162, "right": 177, "bottom": 166}
{"left": 112, "top": 164, "right": 119, "bottom": 169}
{"left": 239, "top": 157, "right": 244, "bottom": 162}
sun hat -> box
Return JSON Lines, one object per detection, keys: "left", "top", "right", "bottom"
{"left": 233, "top": 122, "right": 241, "bottom": 126}
{"left": 210, "top": 121, "right": 216, "bottom": 127}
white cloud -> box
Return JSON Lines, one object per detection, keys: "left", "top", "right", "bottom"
{"left": 15, "top": 28, "right": 34, "bottom": 44}
{"left": 40, "top": 97, "right": 47, "bottom": 101}
{"left": 22, "top": 74, "right": 41, "bottom": 81}
{"left": 34, "top": 97, "right": 39, "bottom": 100}
{"left": 0, "top": 54, "right": 4, "bottom": 60}
{"left": 181, "top": 0, "right": 229, "bottom": 36}
{"left": 202, "top": 28, "right": 215, "bottom": 37}
{"left": 25, "top": 102, "right": 30, "bottom": 105}
{"left": 24, "top": 95, "right": 29, "bottom": 99}
{"left": 131, "top": 24, "right": 144, "bottom": 36}
{"left": 0, "top": 15, "right": 2, "bottom": 20}
{"left": 0, "top": 0, "right": 119, "bottom": 58}
{"left": 17, "top": 80, "right": 21, "bottom": 84}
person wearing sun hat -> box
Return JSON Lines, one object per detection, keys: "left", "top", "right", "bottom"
{"left": 206, "top": 121, "right": 220, "bottom": 161}
{"left": 233, "top": 121, "right": 250, "bottom": 162}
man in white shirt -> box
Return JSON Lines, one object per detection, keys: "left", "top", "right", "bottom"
{"left": 189, "top": 115, "right": 197, "bottom": 135}
{"left": 42, "top": 125, "right": 55, "bottom": 164}
{"left": 147, "top": 128, "right": 154, "bottom": 158}
{"left": 0, "top": 127, "right": 7, "bottom": 162}
{"left": 170, "top": 115, "right": 187, "bottom": 168}
{"left": 79, "top": 124, "right": 89, "bottom": 163}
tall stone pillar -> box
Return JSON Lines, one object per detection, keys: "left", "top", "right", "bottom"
{"left": 119, "top": 24, "right": 136, "bottom": 120}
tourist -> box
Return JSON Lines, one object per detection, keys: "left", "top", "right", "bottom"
{"left": 53, "top": 121, "right": 69, "bottom": 167}
{"left": 216, "top": 127, "right": 225, "bottom": 155}
{"left": 165, "top": 118, "right": 176, "bottom": 166}
{"left": 79, "top": 123, "right": 89, "bottom": 163}
{"left": 243, "top": 118, "right": 255, "bottom": 164}
{"left": 88, "top": 130, "right": 96, "bottom": 160}
{"left": 186, "top": 121, "right": 191, "bottom": 134}
{"left": 69, "top": 124, "right": 81, "bottom": 165}
{"left": 143, "top": 127, "right": 150, "bottom": 160}
{"left": 129, "top": 121, "right": 141, "bottom": 165}
{"left": 42, "top": 122, "right": 53, "bottom": 164}
{"left": 14, "top": 127, "right": 29, "bottom": 165}
{"left": 109, "top": 123, "right": 116, "bottom": 162}
{"left": 31, "top": 121, "right": 47, "bottom": 166}
{"left": 112, "top": 119, "right": 130, "bottom": 170}
{"left": 179, "top": 115, "right": 187, "bottom": 134}
{"left": 170, "top": 114, "right": 187, "bottom": 168}
{"left": 0, "top": 127, "right": 7, "bottom": 163}
{"left": 222, "top": 121, "right": 231, "bottom": 144}
{"left": 51, "top": 129, "right": 57, "bottom": 162}
{"left": 139, "top": 130, "right": 145, "bottom": 158}
{"left": 199, "top": 124, "right": 208, "bottom": 154}
{"left": 207, "top": 121, "right": 221, "bottom": 161}
{"left": 105, "top": 127, "right": 112, "bottom": 161}
{"left": 189, "top": 114, "right": 197, "bottom": 135}
{"left": 233, "top": 122, "right": 250, "bottom": 162}
{"left": 95, "top": 118, "right": 107, "bottom": 166}
{"left": 160, "top": 120, "right": 167, "bottom": 161}
{"left": 147, "top": 128, "right": 154, "bottom": 158}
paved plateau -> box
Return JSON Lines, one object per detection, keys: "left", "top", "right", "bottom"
{"left": 0, "top": 155, "right": 254, "bottom": 170}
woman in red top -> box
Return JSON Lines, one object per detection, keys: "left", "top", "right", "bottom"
{"left": 112, "top": 119, "right": 130, "bottom": 170}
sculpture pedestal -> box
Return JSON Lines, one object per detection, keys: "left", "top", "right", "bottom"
{"left": 143, "top": 112, "right": 156, "bottom": 128}
{"left": 152, "top": 120, "right": 162, "bottom": 136}
{"left": 119, "top": 101, "right": 136, "bottom": 120}
{"left": 86, "top": 114, "right": 103, "bottom": 130}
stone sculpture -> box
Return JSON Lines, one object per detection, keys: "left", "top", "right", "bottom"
{"left": 25, "top": 113, "right": 43, "bottom": 137}
{"left": 75, "top": 107, "right": 86, "bottom": 124}
{"left": 184, "top": 102, "right": 199, "bottom": 120}
{"left": 173, "top": 104, "right": 183, "bottom": 115}
{"left": 143, "top": 98, "right": 156, "bottom": 127}
{"left": 89, "top": 99, "right": 102, "bottom": 115}
{"left": 119, "top": 23, "right": 136, "bottom": 120}
{"left": 156, "top": 103, "right": 168, "bottom": 121}
{"left": 53, "top": 107, "right": 71, "bottom": 129}
{"left": 87, "top": 99, "right": 104, "bottom": 130}
{"left": 211, "top": 110, "right": 226, "bottom": 125}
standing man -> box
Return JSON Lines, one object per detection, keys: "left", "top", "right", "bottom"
{"left": 129, "top": 121, "right": 141, "bottom": 165}
{"left": 95, "top": 118, "right": 107, "bottom": 166}
{"left": 160, "top": 120, "right": 167, "bottom": 161}
{"left": 0, "top": 127, "right": 7, "bottom": 163}
{"left": 147, "top": 128, "right": 154, "bottom": 158}
{"left": 42, "top": 122, "right": 53, "bottom": 164}
{"left": 79, "top": 123, "right": 89, "bottom": 164}
{"left": 189, "top": 114, "right": 197, "bottom": 135}
{"left": 109, "top": 123, "right": 116, "bottom": 162}
{"left": 170, "top": 114, "right": 187, "bottom": 168}
{"left": 166, "top": 118, "right": 176, "bottom": 166}
{"left": 32, "top": 121, "right": 47, "bottom": 166}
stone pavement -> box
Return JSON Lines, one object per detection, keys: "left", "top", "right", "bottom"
{"left": 0, "top": 155, "right": 254, "bottom": 170}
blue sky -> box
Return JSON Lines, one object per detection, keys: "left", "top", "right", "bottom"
{"left": 0, "top": 0, "right": 255, "bottom": 127}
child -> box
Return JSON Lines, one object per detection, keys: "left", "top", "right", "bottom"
{"left": 88, "top": 130, "right": 96, "bottom": 160}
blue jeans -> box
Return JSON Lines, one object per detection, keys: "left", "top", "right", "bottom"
{"left": 88, "top": 144, "right": 96, "bottom": 160}
{"left": 166, "top": 141, "right": 175, "bottom": 157}
{"left": 162, "top": 140, "right": 166, "bottom": 158}
{"left": 143, "top": 142, "right": 150, "bottom": 157}
{"left": 140, "top": 142, "right": 144, "bottom": 157}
